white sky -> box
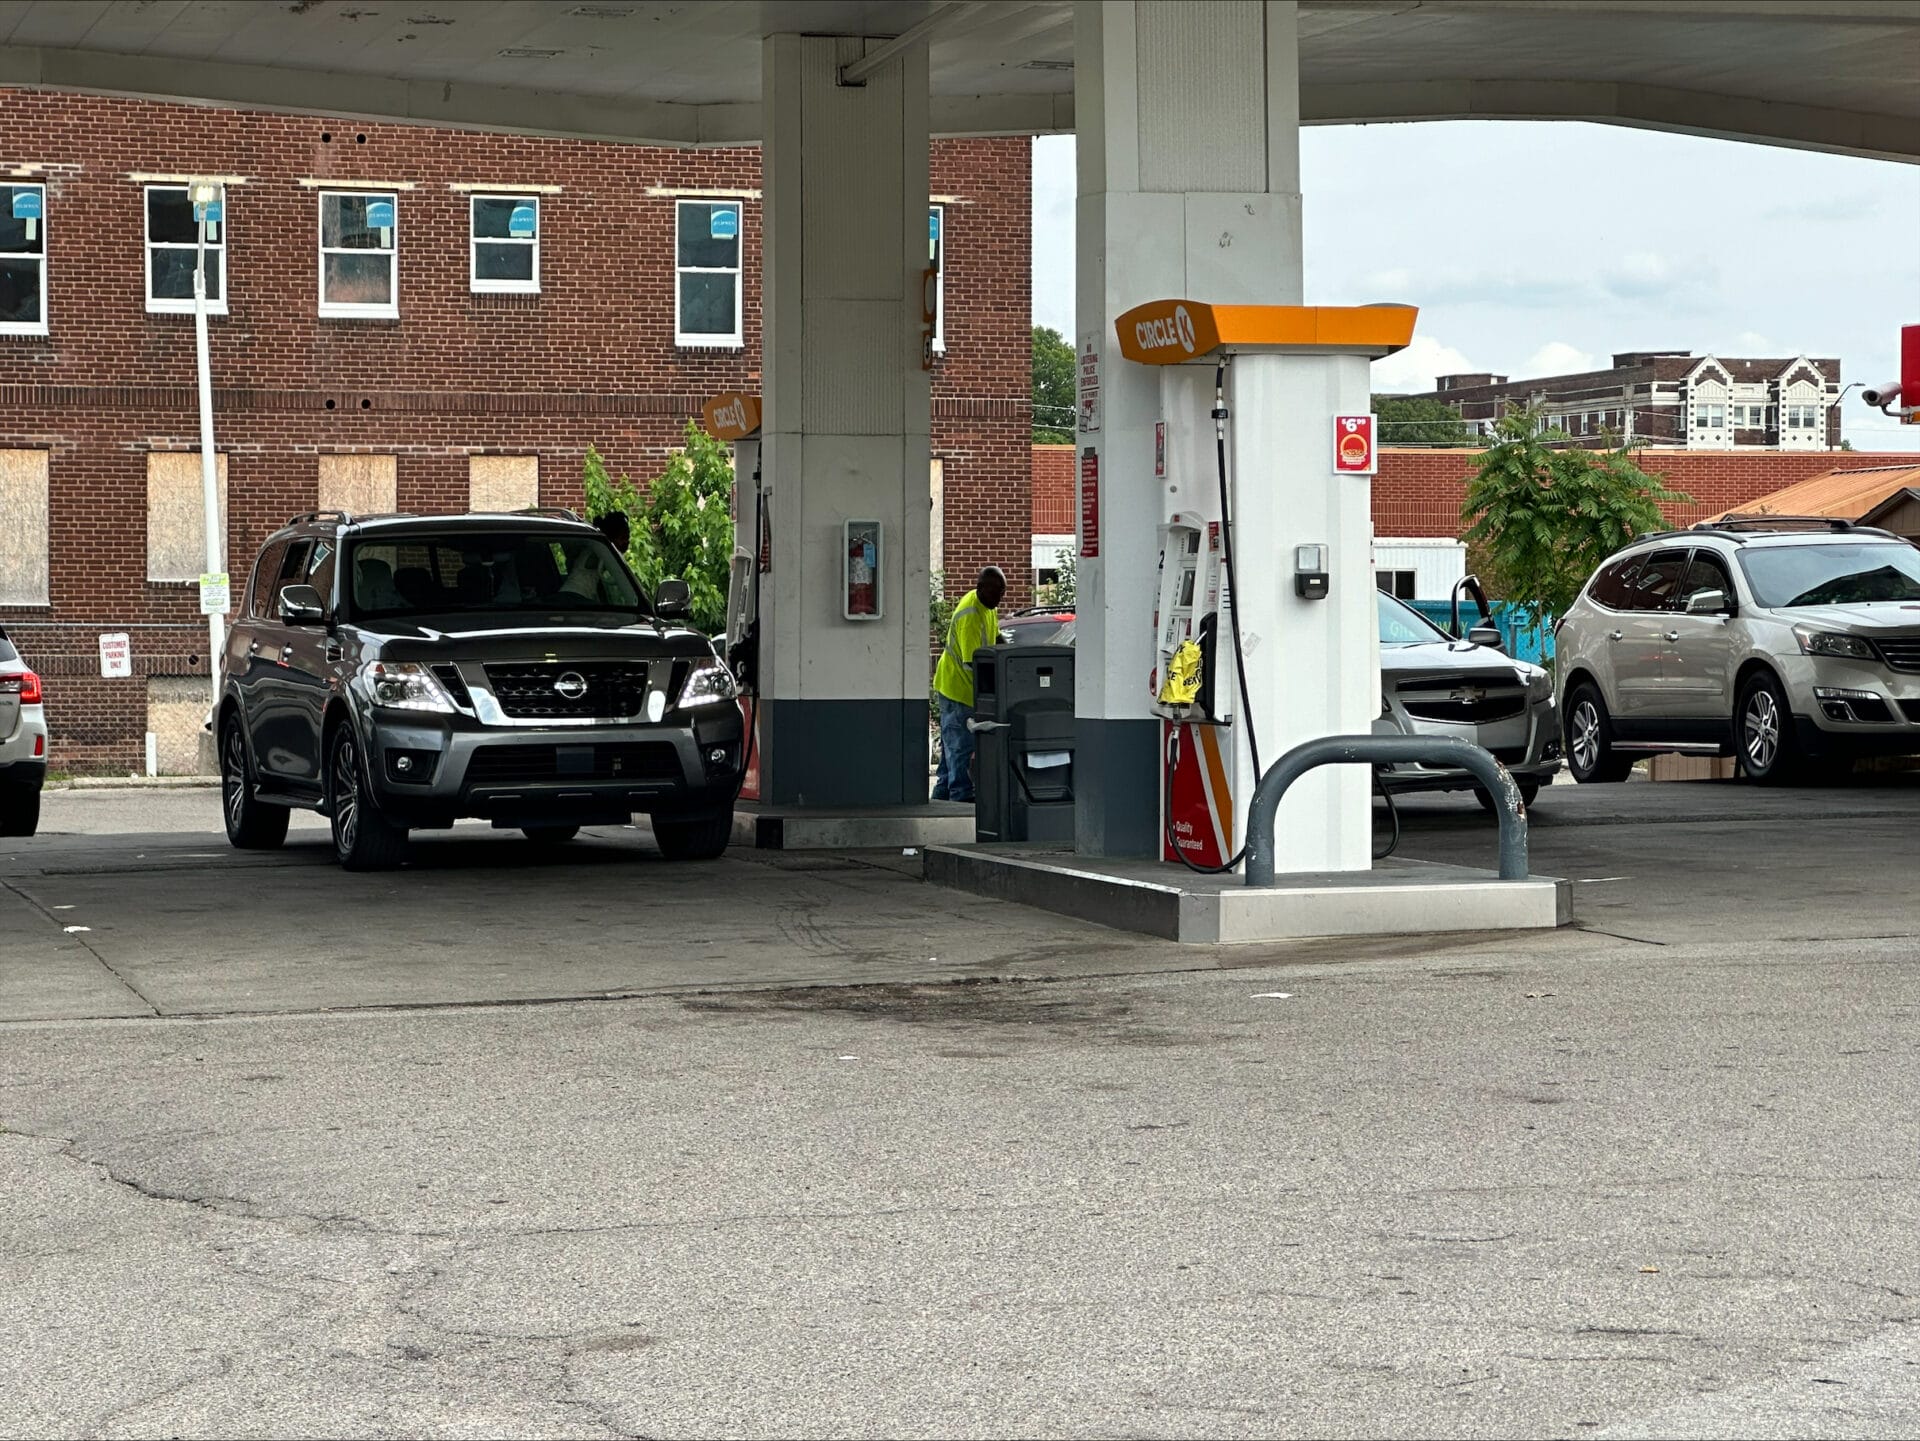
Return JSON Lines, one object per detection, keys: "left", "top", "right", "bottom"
{"left": 1032, "top": 122, "right": 1920, "bottom": 453}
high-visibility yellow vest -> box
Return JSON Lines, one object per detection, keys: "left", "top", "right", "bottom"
{"left": 933, "top": 589, "right": 999, "bottom": 707}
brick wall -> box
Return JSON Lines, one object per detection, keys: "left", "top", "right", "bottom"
{"left": 0, "top": 91, "right": 1031, "bottom": 771}
{"left": 1374, "top": 448, "right": 1920, "bottom": 538}
{"left": 1031, "top": 444, "right": 1075, "bottom": 532}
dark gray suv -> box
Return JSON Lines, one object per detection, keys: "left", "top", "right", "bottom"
{"left": 218, "top": 509, "right": 744, "bottom": 869}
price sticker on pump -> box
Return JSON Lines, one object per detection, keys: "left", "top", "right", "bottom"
{"left": 1333, "top": 414, "right": 1377, "bottom": 475}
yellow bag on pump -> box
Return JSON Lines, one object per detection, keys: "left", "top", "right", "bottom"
{"left": 1158, "top": 638, "right": 1204, "bottom": 705}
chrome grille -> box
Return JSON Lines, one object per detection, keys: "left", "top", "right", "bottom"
{"left": 483, "top": 662, "right": 650, "bottom": 719}
{"left": 1876, "top": 637, "right": 1920, "bottom": 673}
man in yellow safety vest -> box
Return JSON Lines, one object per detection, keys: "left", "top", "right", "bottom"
{"left": 931, "top": 566, "right": 1007, "bottom": 803}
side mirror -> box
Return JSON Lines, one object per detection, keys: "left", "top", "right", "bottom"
{"left": 1468, "top": 623, "right": 1505, "bottom": 651}
{"left": 655, "top": 578, "right": 691, "bottom": 621}
{"left": 1685, "top": 588, "right": 1733, "bottom": 616}
{"left": 278, "top": 584, "right": 326, "bottom": 626}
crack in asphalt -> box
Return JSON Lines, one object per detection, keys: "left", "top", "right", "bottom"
{"left": 0, "top": 876, "right": 161, "bottom": 1015}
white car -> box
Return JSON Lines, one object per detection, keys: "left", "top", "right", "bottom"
{"left": 1373, "top": 591, "right": 1561, "bottom": 809}
{"left": 1554, "top": 519, "right": 1920, "bottom": 784}
{"left": 0, "top": 626, "right": 48, "bottom": 836}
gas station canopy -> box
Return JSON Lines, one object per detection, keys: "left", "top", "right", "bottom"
{"left": 0, "top": 1, "right": 1916, "bottom": 160}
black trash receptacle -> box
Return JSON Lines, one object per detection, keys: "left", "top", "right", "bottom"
{"left": 972, "top": 644, "right": 1075, "bottom": 844}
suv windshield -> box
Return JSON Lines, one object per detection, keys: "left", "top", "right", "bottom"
{"left": 347, "top": 531, "right": 648, "bottom": 620}
{"left": 1738, "top": 542, "right": 1920, "bottom": 608}
{"left": 1378, "top": 592, "right": 1452, "bottom": 646}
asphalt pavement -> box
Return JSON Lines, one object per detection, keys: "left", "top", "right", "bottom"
{"left": 3, "top": 778, "right": 1918, "bottom": 1438}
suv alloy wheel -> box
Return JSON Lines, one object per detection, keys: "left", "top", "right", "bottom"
{"left": 220, "top": 716, "right": 289, "bottom": 849}
{"left": 328, "top": 725, "right": 409, "bottom": 870}
{"left": 1737, "top": 670, "right": 1801, "bottom": 785}
{"left": 1565, "top": 682, "right": 1633, "bottom": 784}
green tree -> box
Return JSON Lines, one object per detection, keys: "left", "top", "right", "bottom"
{"left": 1036, "top": 548, "right": 1076, "bottom": 608}
{"left": 1033, "top": 324, "right": 1076, "bottom": 444}
{"left": 582, "top": 421, "right": 737, "bottom": 634}
{"left": 1460, "top": 404, "right": 1687, "bottom": 636}
{"left": 1373, "top": 394, "right": 1475, "bottom": 447}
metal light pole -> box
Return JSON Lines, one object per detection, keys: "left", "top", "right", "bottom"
{"left": 188, "top": 179, "right": 225, "bottom": 713}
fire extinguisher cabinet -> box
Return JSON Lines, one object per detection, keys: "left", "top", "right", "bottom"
{"left": 971, "top": 644, "right": 1076, "bottom": 845}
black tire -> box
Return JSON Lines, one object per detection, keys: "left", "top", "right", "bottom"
{"left": 1475, "top": 780, "right": 1540, "bottom": 814}
{"left": 0, "top": 782, "right": 39, "bottom": 838}
{"left": 522, "top": 825, "right": 580, "bottom": 846}
{"left": 1736, "top": 670, "right": 1803, "bottom": 786}
{"left": 327, "top": 724, "right": 408, "bottom": 871}
{"left": 220, "top": 716, "right": 289, "bottom": 850}
{"left": 1565, "top": 683, "right": 1633, "bottom": 784}
{"left": 652, "top": 810, "right": 732, "bottom": 862}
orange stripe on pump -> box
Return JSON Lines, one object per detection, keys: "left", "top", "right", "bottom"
{"left": 1196, "top": 723, "right": 1234, "bottom": 850}
{"left": 1114, "top": 301, "right": 1418, "bottom": 364}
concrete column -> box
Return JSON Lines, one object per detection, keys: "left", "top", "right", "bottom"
{"left": 1074, "top": 0, "right": 1304, "bottom": 855}
{"left": 758, "top": 33, "right": 933, "bottom": 806}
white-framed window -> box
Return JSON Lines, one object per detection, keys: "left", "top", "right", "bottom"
{"left": 929, "top": 203, "right": 946, "bottom": 351}
{"left": 144, "top": 185, "right": 226, "bottom": 315}
{"left": 674, "top": 199, "right": 741, "bottom": 347}
{"left": 1375, "top": 569, "right": 1417, "bottom": 600}
{"left": 1786, "top": 403, "right": 1820, "bottom": 428}
{"left": 1694, "top": 403, "right": 1726, "bottom": 429}
{"left": 470, "top": 194, "right": 539, "bottom": 294}
{"left": 1, "top": 183, "right": 47, "bottom": 336}
{"left": 318, "top": 190, "right": 398, "bottom": 318}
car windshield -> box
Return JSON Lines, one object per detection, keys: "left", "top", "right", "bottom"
{"left": 1378, "top": 592, "right": 1453, "bottom": 646}
{"left": 1738, "top": 542, "right": 1920, "bottom": 608}
{"left": 346, "top": 531, "right": 648, "bottom": 619}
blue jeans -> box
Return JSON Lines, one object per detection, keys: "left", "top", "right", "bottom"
{"left": 933, "top": 693, "right": 977, "bottom": 802}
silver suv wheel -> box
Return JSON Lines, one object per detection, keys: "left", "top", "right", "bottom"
{"left": 1570, "top": 698, "right": 1602, "bottom": 773}
{"left": 1742, "top": 686, "right": 1780, "bottom": 771}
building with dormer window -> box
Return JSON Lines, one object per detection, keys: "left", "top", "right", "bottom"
{"left": 1395, "top": 350, "right": 1842, "bottom": 451}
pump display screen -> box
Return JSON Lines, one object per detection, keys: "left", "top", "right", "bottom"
{"left": 1178, "top": 569, "right": 1197, "bottom": 607}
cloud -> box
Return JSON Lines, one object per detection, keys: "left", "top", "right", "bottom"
{"left": 1371, "top": 335, "right": 1479, "bottom": 394}
{"left": 1522, "top": 342, "right": 1599, "bottom": 376}
{"left": 1602, "top": 252, "right": 1686, "bottom": 301}
{"left": 1765, "top": 193, "right": 1879, "bottom": 224}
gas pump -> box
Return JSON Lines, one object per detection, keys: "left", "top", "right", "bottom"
{"left": 1115, "top": 301, "right": 1418, "bottom": 876}
{"left": 701, "top": 389, "right": 765, "bottom": 799}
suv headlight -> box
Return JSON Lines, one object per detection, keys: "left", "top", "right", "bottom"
{"left": 361, "top": 660, "right": 457, "bottom": 713}
{"left": 1794, "top": 628, "right": 1878, "bottom": 661}
{"left": 676, "top": 658, "right": 738, "bottom": 710}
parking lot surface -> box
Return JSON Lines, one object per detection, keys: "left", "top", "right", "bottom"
{"left": 3, "top": 777, "right": 1918, "bottom": 1438}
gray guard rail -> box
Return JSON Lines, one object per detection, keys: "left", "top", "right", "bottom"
{"left": 1244, "top": 735, "right": 1529, "bottom": 887}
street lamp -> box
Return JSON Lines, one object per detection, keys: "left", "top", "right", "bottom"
{"left": 1832, "top": 382, "right": 1863, "bottom": 448}
{"left": 187, "top": 179, "right": 225, "bottom": 714}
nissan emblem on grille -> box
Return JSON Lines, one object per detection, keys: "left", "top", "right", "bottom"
{"left": 554, "top": 672, "right": 589, "bottom": 700}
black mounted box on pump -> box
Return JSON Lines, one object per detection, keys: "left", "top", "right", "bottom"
{"left": 970, "top": 644, "right": 1075, "bottom": 844}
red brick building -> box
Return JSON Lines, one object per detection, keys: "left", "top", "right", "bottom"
{"left": 0, "top": 90, "right": 1031, "bottom": 772}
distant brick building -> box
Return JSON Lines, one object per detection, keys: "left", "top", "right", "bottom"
{"left": 1398, "top": 351, "right": 1843, "bottom": 450}
{"left": 0, "top": 90, "right": 1031, "bottom": 772}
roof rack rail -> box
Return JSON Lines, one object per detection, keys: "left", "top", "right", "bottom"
{"left": 287, "top": 509, "right": 353, "bottom": 527}
{"left": 510, "top": 506, "right": 584, "bottom": 522}
{"left": 1697, "top": 515, "right": 1900, "bottom": 539}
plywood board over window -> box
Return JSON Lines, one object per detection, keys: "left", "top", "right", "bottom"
{"left": 469, "top": 455, "right": 538, "bottom": 513}
{"left": 0, "top": 450, "right": 49, "bottom": 605}
{"left": 318, "top": 454, "right": 397, "bottom": 516}
{"left": 146, "top": 453, "right": 229, "bottom": 583}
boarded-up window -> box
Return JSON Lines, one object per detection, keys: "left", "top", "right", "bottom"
{"left": 146, "top": 453, "right": 229, "bottom": 583}
{"left": 0, "top": 450, "right": 49, "bottom": 605}
{"left": 317, "top": 454, "right": 397, "bottom": 516}
{"left": 469, "top": 455, "right": 539, "bottom": 513}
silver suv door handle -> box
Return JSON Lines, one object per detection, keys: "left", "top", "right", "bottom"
{"left": 248, "top": 639, "right": 260, "bottom": 655}
{"left": 1665, "top": 630, "right": 1680, "bottom": 642}
{"left": 1609, "top": 630, "right": 1623, "bottom": 642}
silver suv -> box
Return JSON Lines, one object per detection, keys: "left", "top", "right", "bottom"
{"left": 1555, "top": 520, "right": 1920, "bottom": 784}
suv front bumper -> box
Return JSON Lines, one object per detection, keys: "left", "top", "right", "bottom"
{"left": 1778, "top": 653, "right": 1920, "bottom": 758}
{"left": 359, "top": 704, "right": 745, "bottom": 828}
